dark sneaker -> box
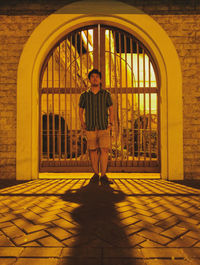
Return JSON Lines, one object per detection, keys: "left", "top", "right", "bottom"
{"left": 90, "top": 173, "right": 99, "bottom": 184}
{"left": 100, "top": 175, "right": 113, "bottom": 185}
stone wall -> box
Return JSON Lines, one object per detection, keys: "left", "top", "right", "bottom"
{"left": 0, "top": 0, "right": 200, "bottom": 179}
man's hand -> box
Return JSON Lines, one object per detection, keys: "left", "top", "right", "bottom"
{"left": 108, "top": 122, "right": 114, "bottom": 130}
{"left": 81, "top": 122, "right": 86, "bottom": 130}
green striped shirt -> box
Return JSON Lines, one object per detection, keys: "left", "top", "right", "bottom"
{"left": 79, "top": 88, "right": 113, "bottom": 131}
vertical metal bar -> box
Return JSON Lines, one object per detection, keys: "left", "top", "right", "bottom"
{"left": 109, "top": 29, "right": 112, "bottom": 91}
{"left": 119, "top": 32, "right": 123, "bottom": 164}
{"left": 87, "top": 30, "right": 89, "bottom": 166}
{"left": 143, "top": 49, "right": 146, "bottom": 163}
{"left": 40, "top": 78, "right": 43, "bottom": 166}
{"left": 137, "top": 42, "right": 140, "bottom": 162}
{"left": 131, "top": 38, "right": 134, "bottom": 163}
{"left": 47, "top": 63, "right": 49, "bottom": 161}
{"left": 93, "top": 27, "right": 98, "bottom": 69}
{"left": 114, "top": 30, "right": 117, "bottom": 165}
{"left": 100, "top": 26, "right": 105, "bottom": 89}
{"left": 80, "top": 31, "right": 83, "bottom": 160}
{"left": 156, "top": 90, "right": 159, "bottom": 161}
{"left": 58, "top": 44, "right": 61, "bottom": 161}
{"left": 109, "top": 29, "right": 112, "bottom": 163}
{"left": 87, "top": 30, "right": 89, "bottom": 88}
{"left": 149, "top": 58, "right": 152, "bottom": 163}
{"left": 52, "top": 52, "right": 55, "bottom": 161}
{"left": 65, "top": 39, "right": 67, "bottom": 161}
{"left": 75, "top": 32, "right": 78, "bottom": 161}
{"left": 70, "top": 34, "right": 72, "bottom": 161}
{"left": 125, "top": 34, "right": 128, "bottom": 165}
{"left": 98, "top": 24, "right": 101, "bottom": 71}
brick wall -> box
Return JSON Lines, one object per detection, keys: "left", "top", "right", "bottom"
{"left": 0, "top": 15, "right": 47, "bottom": 179}
{"left": 0, "top": 1, "right": 200, "bottom": 179}
{"left": 151, "top": 15, "right": 200, "bottom": 179}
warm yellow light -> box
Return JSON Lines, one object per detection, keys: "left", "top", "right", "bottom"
{"left": 81, "top": 30, "right": 93, "bottom": 52}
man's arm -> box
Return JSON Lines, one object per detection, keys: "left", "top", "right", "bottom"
{"left": 108, "top": 105, "right": 114, "bottom": 127}
{"left": 79, "top": 107, "right": 86, "bottom": 129}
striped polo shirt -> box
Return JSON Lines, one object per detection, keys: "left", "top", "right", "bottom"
{"left": 79, "top": 88, "right": 113, "bottom": 131}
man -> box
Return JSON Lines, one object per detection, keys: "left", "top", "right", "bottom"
{"left": 79, "top": 69, "right": 114, "bottom": 185}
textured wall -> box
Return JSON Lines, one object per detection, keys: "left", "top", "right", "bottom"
{"left": 0, "top": 0, "right": 200, "bottom": 179}
{"left": 151, "top": 14, "right": 200, "bottom": 179}
{"left": 0, "top": 15, "right": 47, "bottom": 179}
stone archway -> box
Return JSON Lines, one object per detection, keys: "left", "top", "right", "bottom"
{"left": 17, "top": 0, "right": 183, "bottom": 180}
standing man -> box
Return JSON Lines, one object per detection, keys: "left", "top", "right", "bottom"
{"left": 79, "top": 69, "right": 114, "bottom": 185}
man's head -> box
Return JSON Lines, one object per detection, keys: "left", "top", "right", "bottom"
{"left": 88, "top": 69, "right": 101, "bottom": 80}
{"left": 88, "top": 69, "right": 101, "bottom": 87}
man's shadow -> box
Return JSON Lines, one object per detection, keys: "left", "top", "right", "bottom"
{"left": 60, "top": 181, "right": 139, "bottom": 265}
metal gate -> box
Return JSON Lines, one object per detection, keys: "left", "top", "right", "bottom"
{"left": 39, "top": 24, "right": 160, "bottom": 172}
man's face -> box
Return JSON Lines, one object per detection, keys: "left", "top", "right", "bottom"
{"left": 89, "top": 73, "right": 101, "bottom": 87}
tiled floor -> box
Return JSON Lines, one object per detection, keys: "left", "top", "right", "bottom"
{"left": 0, "top": 178, "right": 200, "bottom": 264}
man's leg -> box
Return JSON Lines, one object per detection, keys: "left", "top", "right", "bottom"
{"left": 100, "top": 148, "right": 109, "bottom": 176}
{"left": 89, "top": 149, "right": 99, "bottom": 175}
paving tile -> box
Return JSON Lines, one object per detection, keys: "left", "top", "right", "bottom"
{"left": 15, "top": 258, "right": 60, "bottom": 265}
{"left": 161, "top": 226, "right": 188, "bottom": 238}
{"left": 86, "top": 238, "right": 113, "bottom": 248}
{"left": 167, "top": 235, "right": 198, "bottom": 247}
{"left": 102, "top": 258, "right": 146, "bottom": 265}
{"left": 124, "top": 224, "right": 143, "bottom": 235}
{"left": 0, "top": 207, "right": 10, "bottom": 214}
{"left": 155, "top": 216, "right": 180, "bottom": 230}
{"left": 140, "top": 239, "right": 164, "bottom": 247}
{"left": 145, "top": 259, "right": 196, "bottom": 265}
{"left": 21, "top": 242, "right": 41, "bottom": 247}
{"left": 0, "top": 214, "right": 17, "bottom": 223}
{"left": 135, "top": 222, "right": 164, "bottom": 233}
{"left": 30, "top": 206, "right": 45, "bottom": 215}
{"left": 13, "top": 231, "right": 48, "bottom": 246}
{"left": 0, "top": 258, "right": 17, "bottom": 265}
{"left": 141, "top": 248, "right": 186, "bottom": 258}
{"left": 120, "top": 216, "right": 139, "bottom": 227}
{"left": 2, "top": 226, "right": 25, "bottom": 239}
{"left": 0, "top": 247, "right": 23, "bottom": 257}
{"left": 53, "top": 219, "right": 77, "bottom": 230}
{"left": 0, "top": 222, "right": 13, "bottom": 229}
{"left": 182, "top": 248, "right": 200, "bottom": 258}
{"left": 0, "top": 234, "right": 15, "bottom": 246}
{"left": 57, "top": 257, "right": 101, "bottom": 265}
{"left": 21, "top": 211, "right": 41, "bottom": 221}
{"left": 184, "top": 230, "right": 200, "bottom": 240}
{"left": 36, "top": 215, "right": 60, "bottom": 223}
{"left": 126, "top": 234, "right": 146, "bottom": 247}
{"left": 47, "top": 227, "right": 72, "bottom": 241}
{"left": 61, "top": 247, "right": 101, "bottom": 257}
{"left": 138, "top": 230, "right": 170, "bottom": 245}
{"left": 38, "top": 236, "right": 65, "bottom": 247}
{"left": 13, "top": 219, "right": 48, "bottom": 233}
{"left": 177, "top": 221, "right": 200, "bottom": 231}
{"left": 102, "top": 248, "right": 143, "bottom": 258}
{"left": 20, "top": 247, "right": 62, "bottom": 257}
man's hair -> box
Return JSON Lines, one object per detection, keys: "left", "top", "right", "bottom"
{"left": 88, "top": 69, "right": 101, "bottom": 80}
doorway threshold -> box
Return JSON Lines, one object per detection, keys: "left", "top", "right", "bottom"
{"left": 39, "top": 172, "right": 161, "bottom": 179}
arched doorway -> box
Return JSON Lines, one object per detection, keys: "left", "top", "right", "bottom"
{"left": 39, "top": 24, "right": 160, "bottom": 173}
{"left": 16, "top": 1, "right": 183, "bottom": 180}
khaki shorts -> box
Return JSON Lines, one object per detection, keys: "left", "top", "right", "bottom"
{"left": 85, "top": 128, "right": 110, "bottom": 150}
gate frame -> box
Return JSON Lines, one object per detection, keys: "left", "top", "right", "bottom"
{"left": 16, "top": 1, "right": 183, "bottom": 180}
